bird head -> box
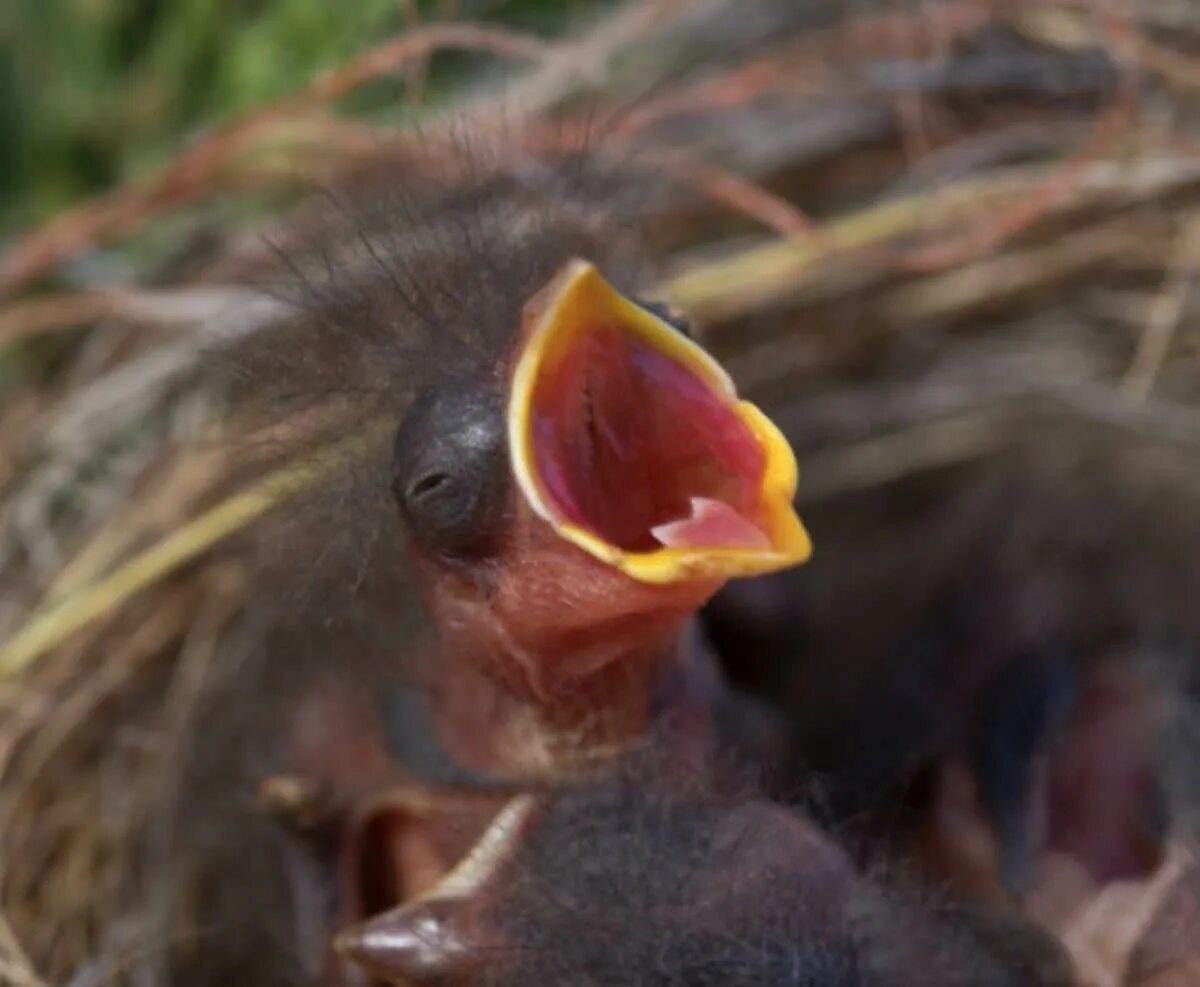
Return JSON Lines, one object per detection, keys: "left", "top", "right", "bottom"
{"left": 390, "top": 258, "right": 810, "bottom": 717}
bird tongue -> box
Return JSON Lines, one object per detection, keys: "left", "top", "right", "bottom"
{"left": 650, "top": 497, "right": 771, "bottom": 550}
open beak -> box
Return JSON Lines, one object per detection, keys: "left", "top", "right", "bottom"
{"left": 508, "top": 259, "right": 811, "bottom": 585}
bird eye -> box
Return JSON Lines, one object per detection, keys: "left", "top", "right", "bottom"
{"left": 391, "top": 384, "right": 508, "bottom": 560}
{"left": 408, "top": 472, "right": 450, "bottom": 503}
{"left": 396, "top": 468, "right": 471, "bottom": 543}
{"left": 398, "top": 468, "right": 459, "bottom": 523}
{"left": 636, "top": 298, "right": 693, "bottom": 339}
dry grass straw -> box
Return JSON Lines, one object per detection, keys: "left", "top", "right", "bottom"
{"left": 4, "top": 0, "right": 1200, "bottom": 983}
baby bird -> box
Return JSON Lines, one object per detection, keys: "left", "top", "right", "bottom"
{"left": 221, "top": 152, "right": 811, "bottom": 981}
{"left": 335, "top": 753, "right": 1074, "bottom": 986}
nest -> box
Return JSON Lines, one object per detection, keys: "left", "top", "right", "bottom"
{"left": 3, "top": 1, "right": 1200, "bottom": 984}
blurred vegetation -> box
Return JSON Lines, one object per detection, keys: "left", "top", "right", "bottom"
{"left": 0, "top": 0, "right": 598, "bottom": 235}
{"left": 0, "top": 0, "right": 606, "bottom": 393}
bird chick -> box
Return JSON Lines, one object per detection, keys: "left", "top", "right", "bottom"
{"left": 696, "top": 436, "right": 1177, "bottom": 905}
{"left": 389, "top": 258, "right": 810, "bottom": 779}
{"left": 221, "top": 156, "right": 813, "bottom": 972}
{"left": 335, "top": 754, "right": 1074, "bottom": 986}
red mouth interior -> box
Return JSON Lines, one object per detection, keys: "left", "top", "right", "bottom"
{"left": 529, "top": 325, "right": 769, "bottom": 553}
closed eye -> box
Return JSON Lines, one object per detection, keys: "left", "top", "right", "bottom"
{"left": 409, "top": 472, "right": 450, "bottom": 501}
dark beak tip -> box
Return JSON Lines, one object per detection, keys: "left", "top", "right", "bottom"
{"left": 333, "top": 902, "right": 471, "bottom": 983}
{"left": 331, "top": 925, "right": 370, "bottom": 959}
{"left": 332, "top": 923, "right": 405, "bottom": 973}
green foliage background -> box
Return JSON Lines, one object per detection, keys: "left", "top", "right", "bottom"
{"left": 0, "top": 0, "right": 591, "bottom": 234}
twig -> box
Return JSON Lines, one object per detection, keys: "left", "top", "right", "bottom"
{"left": 0, "top": 594, "right": 187, "bottom": 788}
{"left": 1091, "top": 0, "right": 1200, "bottom": 91}
{"left": 0, "top": 442, "right": 346, "bottom": 680}
{"left": 1120, "top": 216, "right": 1200, "bottom": 400}
{"left": 664, "top": 156, "right": 1200, "bottom": 321}
{"left": 634, "top": 149, "right": 813, "bottom": 236}
{"left": 616, "top": 0, "right": 995, "bottom": 137}
{"left": 796, "top": 411, "right": 1007, "bottom": 502}
{"left": 895, "top": 64, "right": 1139, "bottom": 272}
{"left": 0, "top": 287, "right": 286, "bottom": 348}
{"left": 34, "top": 446, "right": 230, "bottom": 612}
{"left": 884, "top": 222, "right": 1158, "bottom": 325}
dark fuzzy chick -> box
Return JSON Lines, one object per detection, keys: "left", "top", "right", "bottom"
{"left": 699, "top": 426, "right": 1197, "bottom": 896}
{"left": 340, "top": 752, "right": 1073, "bottom": 987}
{"left": 173, "top": 124, "right": 813, "bottom": 984}
{"left": 156, "top": 144, "right": 664, "bottom": 986}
